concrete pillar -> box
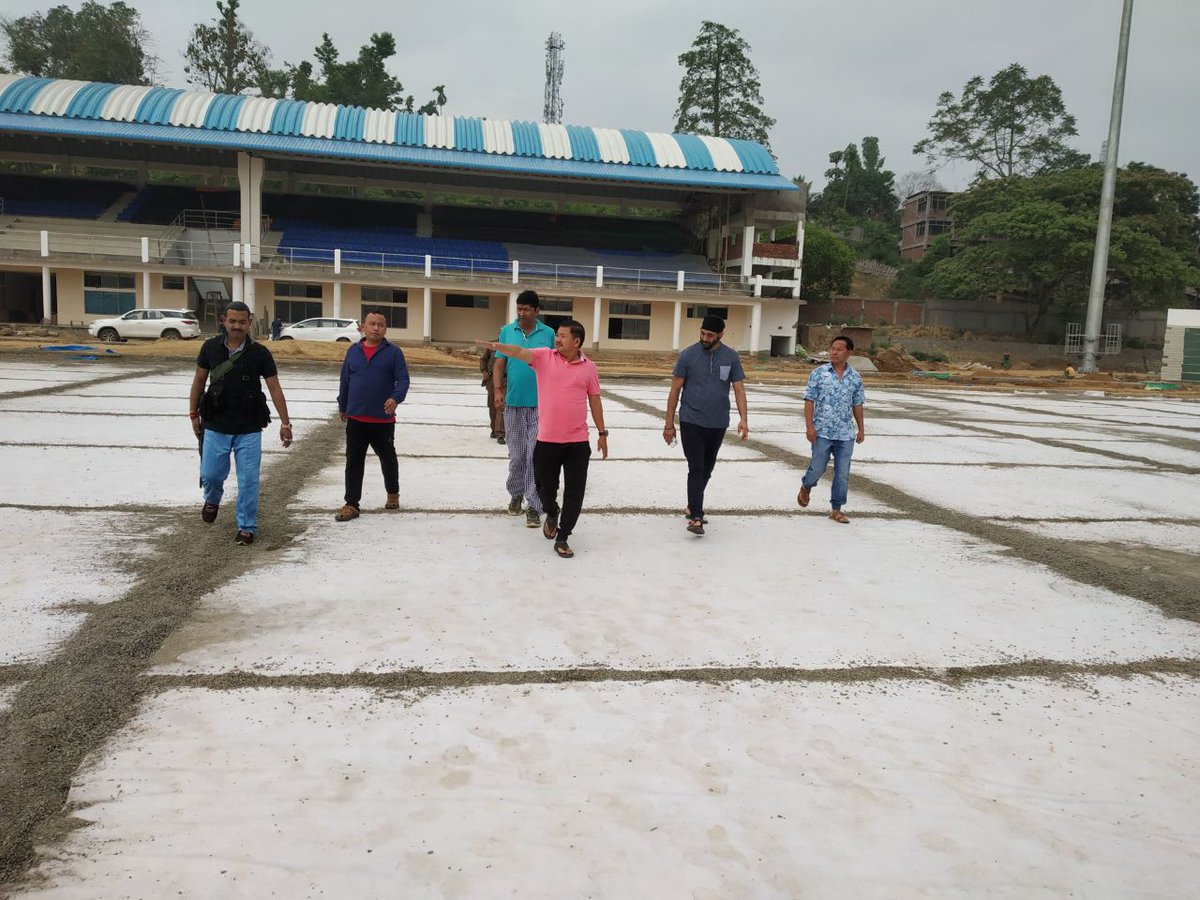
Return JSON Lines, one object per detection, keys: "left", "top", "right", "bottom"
{"left": 243, "top": 275, "right": 255, "bottom": 314}
{"left": 232, "top": 272, "right": 244, "bottom": 305}
{"left": 423, "top": 286, "right": 432, "bottom": 342}
{"left": 142, "top": 270, "right": 151, "bottom": 309}
{"left": 333, "top": 281, "right": 342, "bottom": 318}
{"left": 751, "top": 302, "right": 763, "bottom": 355}
{"left": 592, "top": 295, "right": 602, "bottom": 350}
{"left": 508, "top": 290, "right": 518, "bottom": 322}
{"left": 237, "top": 152, "right": 265, "bottom": 262}
{"left": 672, "top": 300, "right": 682, "bottom": 351}
{"left": 41, "top": 266, "right": 52, "bottom": 324}
{"left": 793, "top": 218, "right": 806, "bottom": 300}
{"left": 741, "top": 224, "right": 755, "bottom": 280}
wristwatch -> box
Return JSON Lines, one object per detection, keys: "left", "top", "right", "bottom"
{"left": 597, "top": 430, "right": 609, "bottom": 437}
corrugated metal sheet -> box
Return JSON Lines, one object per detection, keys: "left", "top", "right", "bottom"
{"left": 29, "top": 79, "right": 86, "bottom": 115}
{"left": 0, "top": 112, "right": 797, "bottom": 192}
{"left": 102, "top": 85, "right": 154, "bottom": 122}
{"left": 0, "top": 77, "right": 791, "bottom": 184}
{"left": 172, "top": 91, "right": 216, "bottom": 127}
{"left": 236, "top": 96, "right": 276, "bottom": 133}
{"left": 646, "top": 132, "right": 686, "bottom": 169}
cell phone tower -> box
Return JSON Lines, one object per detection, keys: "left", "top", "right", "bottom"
{"left": 543, "top": 32, "right": 565, "bottom": 124}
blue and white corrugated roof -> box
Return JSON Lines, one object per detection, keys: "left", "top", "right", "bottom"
{"left": 0, "top": 76, "right": 796, "bottom": 191}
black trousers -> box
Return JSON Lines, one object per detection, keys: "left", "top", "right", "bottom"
{"left": 680, "top": 421, "right": 726, "bottom": 520}
{"left": 344, "top": 419, "right": 399, "bottom": 507}
{"left": 533, "top": 440, "right": 591, "bottom": 541}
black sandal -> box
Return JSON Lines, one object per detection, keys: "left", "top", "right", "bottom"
{"left": 554, "top": 540, "right": 574, "bottom": 559}
{"left": 543, "top": 512, "right": 558, "bottom": 540}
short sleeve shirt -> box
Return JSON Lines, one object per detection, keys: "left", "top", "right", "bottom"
{"left": 528, "top": 348, "right": 600, "bottom": 443}
{"left": 497, "top": 320, "right": 556, "bottom": 407}
{"left": 672, "top": 342, "right": 745, "bottom": 429}
{"left": 804, "top": 363, "right": 865, "bottom": 441}
{"left": 196, "top": 335, "right": 278, "bottom": 435}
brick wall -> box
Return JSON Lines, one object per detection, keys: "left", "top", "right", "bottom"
{"left": 797, "top": 296, "right": 925, "bottom": 326}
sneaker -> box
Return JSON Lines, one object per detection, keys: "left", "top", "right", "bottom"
{"left": 543, "top": 511, "right": 559, "bottom": 540}
{"left": 235, "top": 529, "right": 254, "bottom": 545}
{"left": 201, "top": 502, "right": 219, "bottom": 524}
{"left": 687, "top": 518, "right": 705, "bottom": 536}
{"left": 507, "top": 496, "right": 523, "bottom": 515}
{"left": 525, "top": 508, "right": 540, "bottom": 528}
{"left": 497, "top": 436, "right": 507, "bottom": 445}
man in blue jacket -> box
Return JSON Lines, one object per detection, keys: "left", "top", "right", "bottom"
{"left": 335, "top": 311, "right": 410, "bottom": 521}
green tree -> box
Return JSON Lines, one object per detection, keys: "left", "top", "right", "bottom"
{"left": 673, "top": 21, "right": 775, "bottom": 149}
{"left": 258, "top": 32, "right": 446, "bottom": 113}
{"left": 1, "top": 1, "right": 157, "bottom": 84}
{"left": 923, "top": 164, "right": 1200, "bottom": 333}
{"left": 799, "top": 223, "right": 854, "bottom": 302}
{"left": 183, "top": 0, "right": 269, "bottom": 94}
{"left": 890, "top": 237, "right": 952, "bottom": 300}
{"left": 813, "top": 137, "right": 898, "bottom": 222}
{"left": 914, "top": 63, "right": 1088, "bottom": 181}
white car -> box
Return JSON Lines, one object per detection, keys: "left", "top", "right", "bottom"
{"left": 278, "top": 317, "right": 362, "bottom": 342}
{"left": 89, "top": 309, "right": 202, "bottom": 342}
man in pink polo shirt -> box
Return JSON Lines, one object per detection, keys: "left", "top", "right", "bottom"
{"left": 478, "top": 319, "right": 608, "bottom": 559}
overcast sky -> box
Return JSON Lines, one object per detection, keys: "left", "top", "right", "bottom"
{"left": 5, "top": 0, "right": 1197, "bottom": 192}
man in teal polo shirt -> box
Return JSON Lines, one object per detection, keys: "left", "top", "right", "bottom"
{"left": 493, "top": 290, "right": 556, "bottom": 526}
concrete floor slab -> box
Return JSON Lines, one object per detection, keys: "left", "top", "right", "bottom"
{"left": 151, "top": 513, "right": 1198, "bottom": 675}
{"left": 23, "top": 679, "right": 1200, "bottom": 898}
{"left": 0, "top": 394, "right": 336, "bottom": 422}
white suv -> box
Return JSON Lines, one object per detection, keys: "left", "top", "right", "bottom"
{"left": 278, "top": 317, "right": 362, "bottom": 342}
{"left": 89, "top": 309, "right": 202, "bottom": 341}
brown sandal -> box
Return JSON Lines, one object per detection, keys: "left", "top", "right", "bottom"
{"left": 384, "top": 493, "right": 400, "bottom": 510}
{"left": 829, "top": 510, "right": 850, "bottom": 524}
{"left": 797, "top": 485, "right": 811, "bottom": 508}
{"left": 334, "top": 504, "right": 360, "bottom": 522}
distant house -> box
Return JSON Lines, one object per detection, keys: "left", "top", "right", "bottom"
{"left": 899, "top": 190, "right": 954, "bottom": 261}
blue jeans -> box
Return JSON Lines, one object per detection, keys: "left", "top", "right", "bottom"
{"left": 201, "top": 429, "right": 263, "bottom": 532}
{"left": 802, "top": 436, "right": 854, "bottom": 510}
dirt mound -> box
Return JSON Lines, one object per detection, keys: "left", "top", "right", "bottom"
{"left": 871, "top": 346, "right": 922, "bottom": 373}
{"left": 887, "top": 324, "right": 958, "bottom": 340}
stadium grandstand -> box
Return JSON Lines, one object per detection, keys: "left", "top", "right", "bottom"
{"left": 0, "top": 75, "right": 805, "bottom": 354}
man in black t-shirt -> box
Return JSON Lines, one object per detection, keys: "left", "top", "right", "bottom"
{"left": 188, "top": 302, "right": 294, "bottom": 545}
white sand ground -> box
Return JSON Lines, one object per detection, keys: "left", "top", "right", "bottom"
{"left": 151, "top": 513, "right": 1200, "bottom": 675}
{"left": 22, "top": 679, "right": 1200, "bottom": 900}
{"left": 860, "top": 463, "right": 1197, "bottom": 520}
{"left": 1006, "top": 520, "right": 1200, "bottom": 553}
{"left": 5, "top": 364, "right": 1200, "bottom": 897}
{"left": 0, "top": 509, "right": 154, "bottom": 664}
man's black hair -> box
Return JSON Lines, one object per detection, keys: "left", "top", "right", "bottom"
{"left": 516, "top": 289, "right": 541, "bottom": 309}
{"left": 560, "top": 319, "right": 586, "bottom": 346}
{"left": 832, "top": 334, "right": 854, "bottom": 351}
{"left": 225, "top": 301, "right": 252, "bottom": 316}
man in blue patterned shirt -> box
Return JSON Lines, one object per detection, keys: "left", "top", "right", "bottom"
{"left": 797, "top": 335, "right": 865, "bottom": 523}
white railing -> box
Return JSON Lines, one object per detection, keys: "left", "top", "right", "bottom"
{"left": 264, "top": 245, "right": 751, "bottom": 295}
{"left": 0, "top": 227, "right": 756, "bottom": 296}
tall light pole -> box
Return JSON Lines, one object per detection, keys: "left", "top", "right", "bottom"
{"left": 1080, "top": 0, "right": 1135, "bottom": 373}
